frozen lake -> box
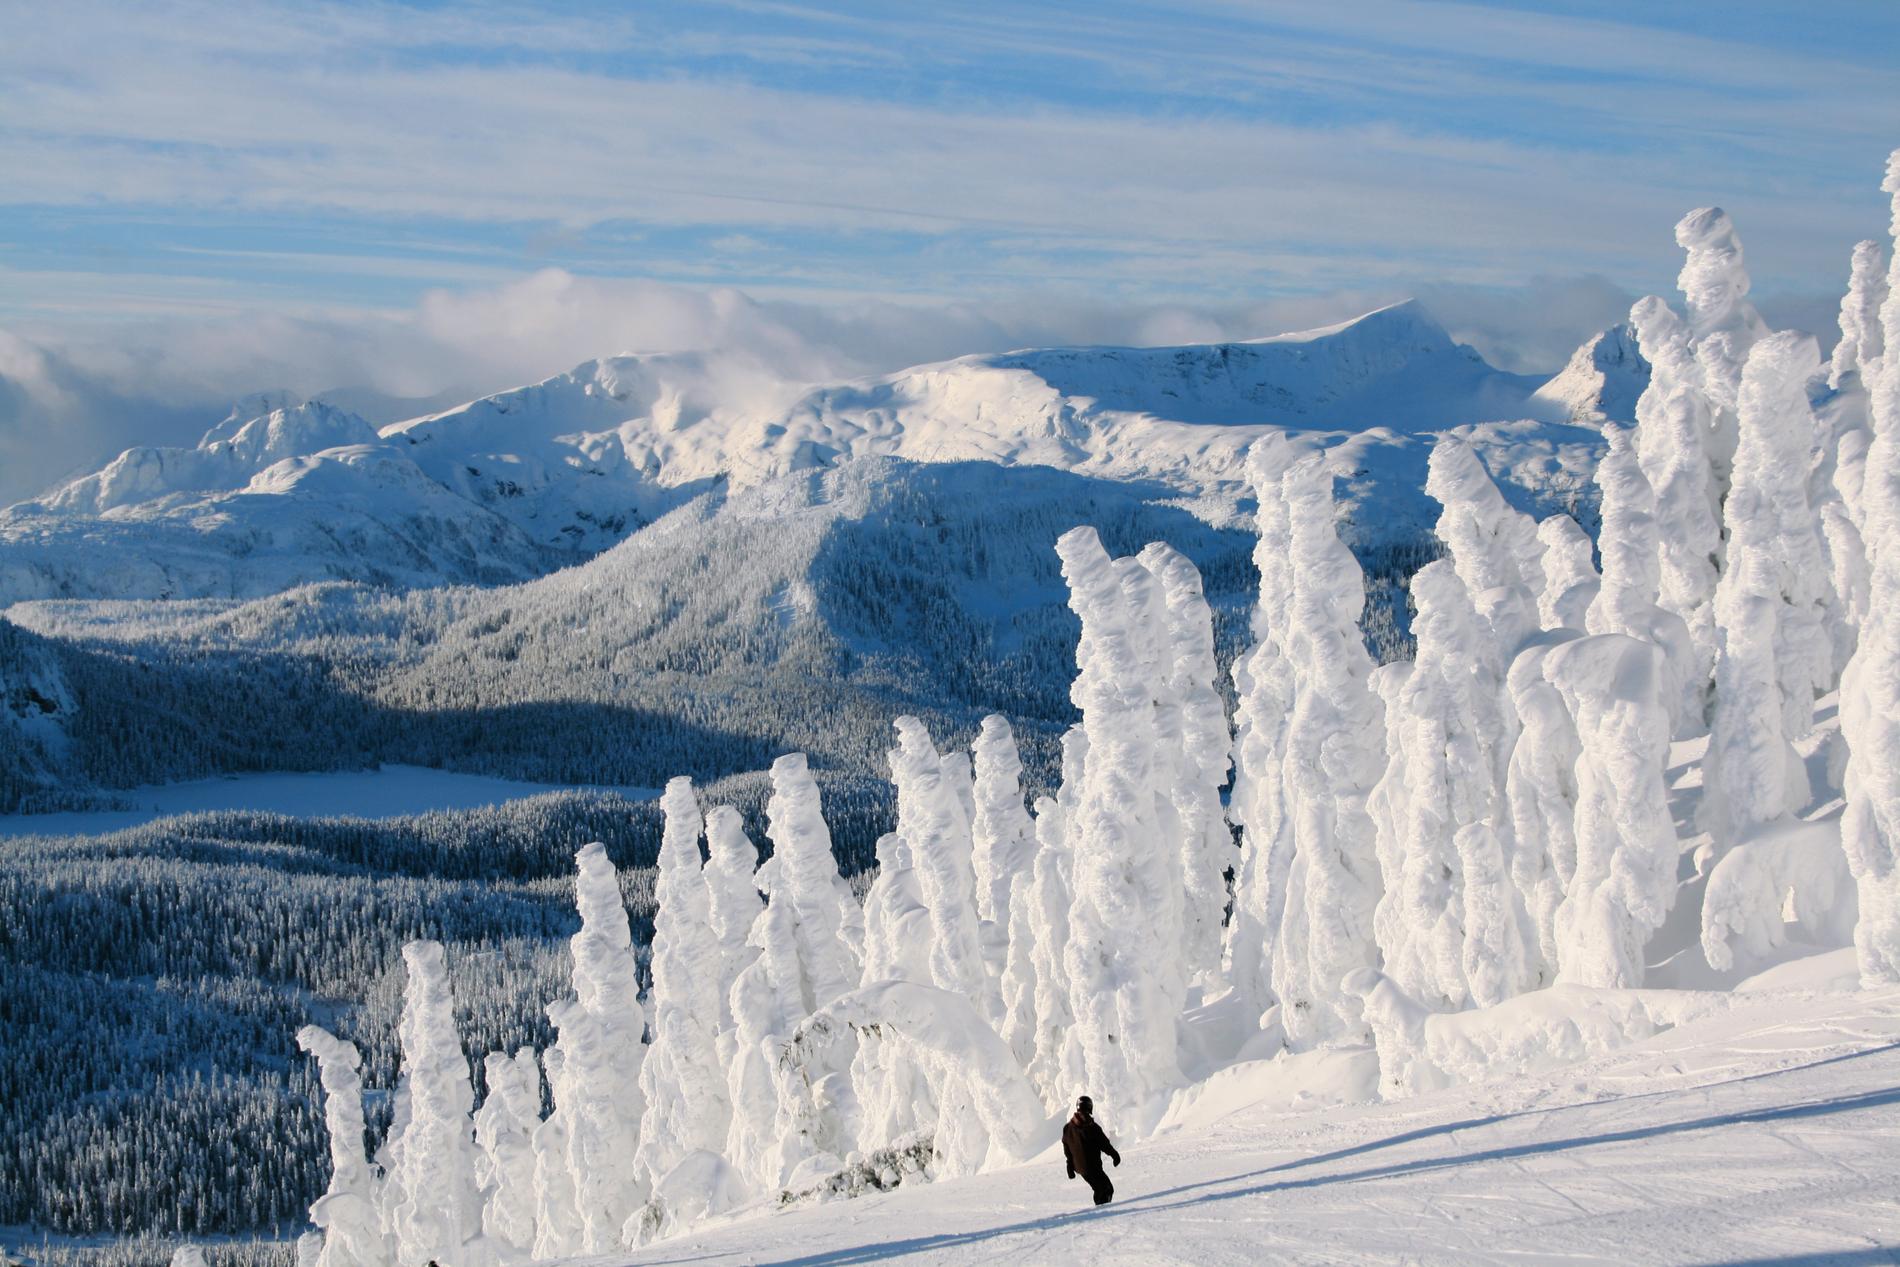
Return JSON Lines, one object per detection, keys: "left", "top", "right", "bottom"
{"left": 0, "top": 764, "right": 656, "bottom": 838}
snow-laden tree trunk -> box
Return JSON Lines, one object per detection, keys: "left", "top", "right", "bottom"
{"left": 635, "top": 778, "right": 731, "bottom": 1195}
{"left": 1137, "top": 541, "right": 1235, "bottom": 989}
{"left": 1535, "top": 514, "right": 1599, "bottom": 634}
{"left": 547, "top": 843, "right": 648, "bottom": 1253}
{"left": 1705, "top": 333, "right": 1833, "bottom": 849}
{"left": 1547, "top": 635, "right": 1679, "bottom": 988}
{"left": 1271, "top": 457, "right": 1386, "bottom": 1046}
{"left": 473, "top": 1048, "right": 541, "bottom": 1262}
{"left": 1586, "top": 427, "right": 1700, "bottom": 733}
{"left": 296, "top": 1026, "right": 391, "bottom": 1267}
{"left": 1055, "top": 525, "right": 1183, "bottom": 1130}
{"left": 384, "top": 941, "right": 489, "bottom": 1267}
{"left": 890, "top": 717, "right": 992, "bottom": 1020}
{"left": 1676, "top": 206, "right": 1770, "bottom": 483}
{"left": 1370, "top": 561, "right": 1530, "bottom": 1011}
{"left": 1842, "top": 149, "right": 1900, "bottom": 986}
{"left": 1224, "top": 435, "right": 1301, "bottom": 1023}
{"left": 970, "top": 714, "right": 1035, "bottom": 966}
{"left": 1630, "top": 293, "right": 1723, "bottom": 706}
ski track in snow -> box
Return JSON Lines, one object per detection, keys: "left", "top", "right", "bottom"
{"left": 0, "top": 765, "right": 656, "bottom": 838}
{"left": 605, "top": 983, "right": 1900, "bottom": 1266}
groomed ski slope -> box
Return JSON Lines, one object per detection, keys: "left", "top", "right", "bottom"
{"left": 606, "top": 958, "right": 1900, "bottom": 1266}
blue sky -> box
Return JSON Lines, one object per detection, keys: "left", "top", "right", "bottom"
{"left": 2, "top": 1, "right": 1898, "bottom": 498}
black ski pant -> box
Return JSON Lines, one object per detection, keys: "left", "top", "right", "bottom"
{"left": 1082, "top": 1168, "right": 1113, "bottom": 1205}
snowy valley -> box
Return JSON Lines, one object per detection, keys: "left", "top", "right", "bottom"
{"left": 6, "top": 143, "right": 1900, "bottom": 1267}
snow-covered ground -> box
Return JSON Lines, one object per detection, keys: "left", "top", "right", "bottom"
{"left": 607, "top": 957, "right": 1900, "bottom": 1266}
{"left": 0, "top": 765, "right": 654, "bottom": 838}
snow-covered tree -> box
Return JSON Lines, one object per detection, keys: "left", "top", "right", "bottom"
{"left": 1224, "top": 435, "right": 1300, "bottom": 1023}
{"left": 383, "top": 940, "right": 487, "bottom": 1267}
{"left": 1534, "top": 514, "right": 1599, "bottom": 634}
{"left": 889, "top": 717, "right": 991, "bottom": 1018}
{"left": 851, "top": 831, "right": 939, "bottom": 1151}
{"left": 296, "top": 1025, "right": 390, "bottom": 1267}
{"left": 723, "top": 887, "right": 805, "bottom": 1195}
{"left": 1425, "top": 435, "right": 1544, "bottom": 658}
{"left": 1586, "top": 426, "right": 1699, "bottom": 732}
{"left": 529, "top": 1049, "right": 583, "bottom": 1258}
{"left": 1705, "top": 333, "right": 1833, "bottom": 848}
{"left": 1370, "top": 561, "right": 1529, "bottom": 1011}
{"left": 635, "top": 778, "right": 730, "bottom": 1193}
{"left": 1819, "top": 241, "right": 1888, "bottom": 655}
{"left": 703, "top": 805, "right": 765, "bottom": 1038}
{"left": 1628, "top": 293, "right": 1722, "bottom": 703}
{"left": 1831, "top": 239, "right": 1889, "bottom": 390}
{"left": 766, "top": 753, "right": 862, "bottom": 1014}
{"left": 1271, "top": 457, "right": 1387, "bottom": 1043}
{"left": 473, "top": 1048, "right": 541, "bottom": 1261}
{"left": 546, "top": 843, "right": 648, "bottom": 1252}
{"left": 1054, "top": 525, "right": 1183, "bottom": 1128}
{"left": 1676, "top": 206, "right": 1770, "bottom": 481}
{"left": 1023, "top": 793, "right": 1083, "bottom": 1110}
{"left": 1136, "top": 541, "right": 1234, "bottom": 988}
{"left": 1546, "top": 635, "right": 1679, "bottom": 987}
{"left": 969, "top": 714, "right": 1035, "bottom": 957}
{"left": 1502, "top": 638, "right": 1583, "bottom": 981}
{"left": 1841, "top": 149, "right": 1900, "bottom": 986}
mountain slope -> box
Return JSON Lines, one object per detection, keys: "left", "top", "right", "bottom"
{"left": 0, "top": 304, "right": 1614, "bottom": 606}
{"left": 607, "top": 973, "right": 1900, "bottom": 1266}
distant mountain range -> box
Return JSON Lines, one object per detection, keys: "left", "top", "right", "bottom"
{"left": 0, "top": 301, "right": 1639, "bottom": 606}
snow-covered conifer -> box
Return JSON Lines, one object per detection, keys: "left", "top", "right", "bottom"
{"left": 549, "top": 843, "right": 649, "bottom": 1251}
{"left": 1024, "top": 796, "right": 1083, "bottom": 1110}
{"left": 1055, "top": 525, "right": 1182, "bottom": 1127}
{"left": 635, "top": 778, "right": 730, "bottom": 1193}
{"left": 1534, "top": 514, "right": 1599, "bottom": 633}
{"left": 296, "top": 1025, "right": 390, "bottom": 1267}
{"left": 1224, "top": 435, "right": 1300, "bottom": 1023}
{"left": 723, "top": 890, "right": 805, "bottom": 1195}
{"left": 766, "top": 753, "right": 861, "bottom": 1013}
{"left": 969, "top": 714, "right": 1035, "bottom": 948}
{"left": 890, "top": 717, "right": 991, "bottom": 1017}
{"left": 529, "top": 1049, "right": 583, "bottom": 1258}
{"left": 1502, "top": 640, "right": 1582, "bottom": 981}
{"left": 383, "top": 941, "right": 487, "bottom": 1266}
{"left": 1628, "top": 294, "right": 1722, "bottom": 700}
{"left": 850, "top": 831, "right": 938, "bottom": 1152}
{"left": 1705, "top": 332, "right": 1833, "bottom": 847}
{"left": 1676, "top": 206, "right": 1770, "bottom": 476}
{"left": 1370, "top": 561, "right": 1528, "bottom": 1010}
{"left": 1818, "top": 242, "right": 1888, "bottom": 654}
{"left": 1137, "top": 541, "right": 1235, "bottom": 987}
{"left": 1425, "top": 436, "right": 1544, "bottom": 658}
{"left": 703, "top": 805, "right": 765, "bottom": 1037}
{"left": 1586, "top": 427, "right": 1699, "bottom": 731}
{"left": 1831, "top": 240, "right": 1889, "bottom": 391}
{"left": 1546, "top": 635, "right": 1678, "bottom": 987}
{"left": 473, "top": 1048, "right": 541, "bottom": 1261}
{"left": 1841, "top": 149, "right": 1900, "bottom": 985}
{"left": 1270, "top": 457, "right": 1387, "bottom": 1044}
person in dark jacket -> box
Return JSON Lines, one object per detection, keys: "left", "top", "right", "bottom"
{"left": 1061, "top": 1095, "right": 1121, "bottom": 1205}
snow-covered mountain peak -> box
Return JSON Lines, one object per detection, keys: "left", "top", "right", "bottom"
{"left": 198, "top": 389, "right": 306, "bottom": 446}
{"left": 1531, "top": 323, "right": 1649, "bottom": 424}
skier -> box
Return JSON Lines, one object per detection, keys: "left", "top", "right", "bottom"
{"left": 1061, "top": 1095, "right": 1121, "bottom": 1206}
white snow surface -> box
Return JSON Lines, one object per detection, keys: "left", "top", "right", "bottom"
{"left": 592, "top": 970, "right": 1900, "bottom": 1266}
